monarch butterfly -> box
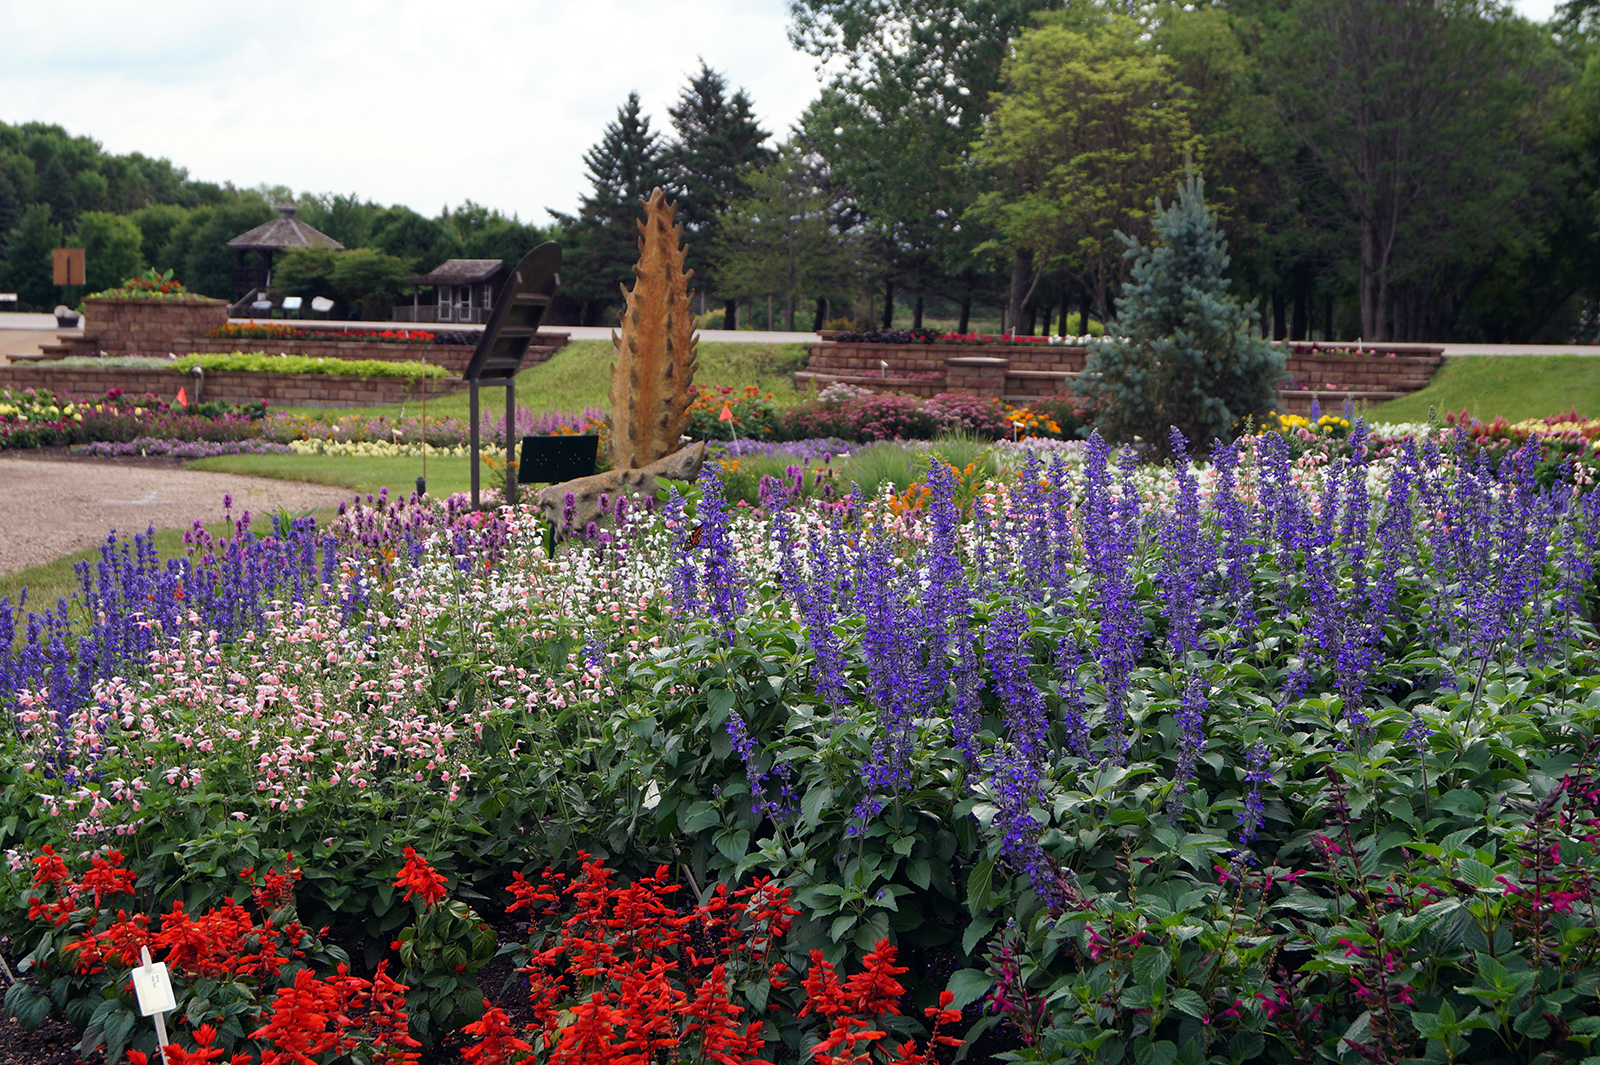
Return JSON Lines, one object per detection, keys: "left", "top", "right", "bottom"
{"left": 686, "top": 524, "right": 705, "bottom": 548}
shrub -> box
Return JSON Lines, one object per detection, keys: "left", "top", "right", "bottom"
{"left": 86, "top": 268, "right": 205, "bottom": 302}
{"left": 925, "top": 393, "right": 1011, "bottom": 437}
{"left": 685, "top": 385, "right": 781, "bottom": 441}
{"left": 1079, "top": 171, "right": 1282, "bottom": 455}
{"left": 171, "top": 352, "right": 448, "bottom": 379}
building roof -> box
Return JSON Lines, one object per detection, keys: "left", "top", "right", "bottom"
{"left": 226, "top": 205, "right": 345, "bottom": 251}
{"left": 411, "top": 259, "right": 510, "bottom": 285}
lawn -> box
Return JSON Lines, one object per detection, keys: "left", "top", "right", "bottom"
{"left": 282, "top": 339, "right": 813, "bottom": 422}
{"left": 1368, "top": 353, "right": 1600, "bottom": 423}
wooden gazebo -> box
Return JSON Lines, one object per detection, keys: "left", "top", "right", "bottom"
{"left": 225, "top": 205, "right": 343, "bottom": 299}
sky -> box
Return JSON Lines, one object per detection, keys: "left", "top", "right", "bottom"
{"left": 0, "top": 0, "right": 1567, "bottom": 227}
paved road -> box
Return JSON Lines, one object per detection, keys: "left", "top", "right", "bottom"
{"left": 0, "top": 454, "right": 353, "bottom": 577}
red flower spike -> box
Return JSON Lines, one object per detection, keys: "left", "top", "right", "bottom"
{"left": 394, "top": 847, "right": 448, "bottom": 907}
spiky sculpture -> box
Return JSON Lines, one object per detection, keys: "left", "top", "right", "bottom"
{"left": 609, "top": 187, "right": 697, "bottom": 471}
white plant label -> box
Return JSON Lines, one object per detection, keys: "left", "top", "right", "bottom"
{"left": 132, "top": 947, "right": 176, "bottom": 1017}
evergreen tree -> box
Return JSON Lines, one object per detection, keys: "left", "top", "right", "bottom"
{"left": 7, "top": 203, "right": 62, "bottom": 308}
{"left": 551, "top": 93, "right": 664, "bottom": 325}
{"left": 1079, "top": 173, "right": 1283, "bottom": 454}
{"left": 712, "top": 144, "right": 859, "bottom": 330}
{"left": 666, "top": 61, "right": 773, "bottom": 327}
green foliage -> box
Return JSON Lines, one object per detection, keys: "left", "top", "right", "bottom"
{"left": 664, "top": 60, "right": 774, "bottom": 312}
{"left": 162, "top": 201, "right": 274, "bottom": 298}
{"left": 370, "top": 206, "right": 461, "bottom": 274}
{"left": 329, "top": 247, "right": 415, "bottom": 319}
{"left": 172, "top": 352, "right": 448, "bottom": 379}
{"left": 270, "top": 245, "right": 340, "bottom": 301}
{"left": 968, "top": 12, "right": 1200, "bottom": 323}
{"left": 1080, "top": 172, "right": 1282, "bottom": 453}
{"left": 712, "top": 144, "right": 860, "bottom": 330}
{"left": 6, "top": 202, "right": 61, "bottom": 308}
{"left": 74, "top": 211, "right": 144, "bottom": 293}
{"left": 553, "top": 93, "right": 665, "bottom": 325}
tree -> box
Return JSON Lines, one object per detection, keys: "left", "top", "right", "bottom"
{"left": 271, "top": 246, "right": 341, "bottom": 301}
{"left": 297, "top": 193, "right": 383, "bottom": 249}
{"left": 712, "top": 145, "right": 860, "bottom": 330}
{"left": 1078, "top": 172, "right": 1282, "bottom": 454}
{"left": 463, "top": 219, "right": 552, "bottom": 265}
{"left": 370, "top": 207, "right": 462, "bottom": 273}
{"left": 129, "top": 204, "right": 193, "bottom": 269}
{"left": 665, "top": 61, "right": 774, "bottom": 327}
{"left": 1262, "top": 0, "right": 1570, "bottom": 340}
{"left": 160, "top": 201, "right": 274, "bottom": 298}
{"left": 551, "top": 93, "right": 665, "bottom": 325}
{"left": 75, "top": 211, "right": 145, "bottom": 292}
{"left": 968, "top": 12, "right": 1201, "bottom": 326}
{"left": 329, "top": 248, "right": 414, "bottom": 320}
{"left": 791, "top": 0, "right": 1059, "bottom": 324}
{"left": 7, "top": 203, "right": 62, "bottom": 308}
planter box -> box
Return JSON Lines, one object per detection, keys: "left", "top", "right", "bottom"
{"left": 45, "top": 298, "right": 231, "bottom": 359}
{"left": 801, "top": 341, "right": 1087, "bottom": 400}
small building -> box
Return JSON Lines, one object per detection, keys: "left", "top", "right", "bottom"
{"left": 400, "top": 260, "right": 512, "bottom": 325}
{"left": 225, "top": 205, "right": 343, "bottom": 299}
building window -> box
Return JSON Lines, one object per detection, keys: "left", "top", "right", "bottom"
{"left": 483, "top": 284, "right": 493, "bottom": 314}
{"left": 437, "top": 287, "right": 449, "bottom": 321}
{"left": 456, "top": 285, "right": 472, "bottom": 321}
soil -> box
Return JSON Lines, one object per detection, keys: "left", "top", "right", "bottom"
{"left": 0, "top": 449, "right": 355, "bottom": 577}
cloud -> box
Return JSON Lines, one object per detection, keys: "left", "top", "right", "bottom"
{"left": 0, "top": 0, "right": 824, "bottom": 221}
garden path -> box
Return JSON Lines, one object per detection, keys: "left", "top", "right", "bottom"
{"left": 0, "top": 452, "right": 353, "bottom": 575}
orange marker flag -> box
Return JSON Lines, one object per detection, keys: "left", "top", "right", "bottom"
{"left": 719, "top": 402, "right": 734, "bottom": 422}
{"left": 176, "top": 387, "right": 188, "bottom": 407}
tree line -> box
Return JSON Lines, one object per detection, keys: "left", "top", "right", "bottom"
{"left": 3, "top": 0, "right": 1598, "bottom": 340}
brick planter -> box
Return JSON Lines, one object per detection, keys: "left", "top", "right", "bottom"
{"left": 45, "top": 298, "right": 231, "bottom": 359}
{"left": 1279, "top": 344, "right": 1444, "bottom": 416}
{"left": 0, "top": 365, "right": 468, "bottom": 408}
{"left": 801, "top": 339, "right": 1445, "bottom": 414}
{"left": 799, "top": 341, "right": 1087, "bottom": 401}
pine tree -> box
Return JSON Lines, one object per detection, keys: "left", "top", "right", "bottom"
{"left": 665, "top": 61, "right": 773, "bottom": 327}
{"left": 552, "top": 93, "right": 664, "bottom": 325}
{"left": 1079, "top": 172, "right": 1283, "bottom": 454}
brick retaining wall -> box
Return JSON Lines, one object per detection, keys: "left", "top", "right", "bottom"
{"left": 801, "top": 340, "right": 1444, "bottom": 412}
{"left": 53, "top": 298, "right": 231, "bottom": 358}
{"left": 0, "top": 365, "right": 468, "bottom": 408}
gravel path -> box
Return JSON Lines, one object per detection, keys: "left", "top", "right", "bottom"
{"left": 0, "top": 452, "right": 354, "bottom": 576}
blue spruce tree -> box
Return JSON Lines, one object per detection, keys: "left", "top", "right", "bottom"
{"left": 1080, "top": 172, "right": 1282, "bottom": 454}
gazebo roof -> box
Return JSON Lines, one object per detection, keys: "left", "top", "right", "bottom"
{"left": 410, "top": 259, "right": 509, "bottom": 285}
{"left": 226, "top": 205, "right": 344, "bottom": 251}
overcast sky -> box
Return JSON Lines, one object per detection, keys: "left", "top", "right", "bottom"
{"left": 0, "top": 0, "right": 1565, "bottom": 226}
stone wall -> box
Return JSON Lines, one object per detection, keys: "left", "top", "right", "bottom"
{"left": 0, "top": 365, "right": 469, "bottom": 408}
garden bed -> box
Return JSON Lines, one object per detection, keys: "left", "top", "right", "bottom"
{"left": 0, "top": 362, "right": 467, "bottom": 408}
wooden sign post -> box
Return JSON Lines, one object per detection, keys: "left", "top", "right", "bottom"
{"left": 52, "top": 248, "right": 85, "bottom": 287}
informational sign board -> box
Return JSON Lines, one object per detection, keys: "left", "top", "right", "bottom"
{"left": 52, "top": 248, "right": 85, "bottom": 287}
{"left": 518, "top": 434, "right": 599, "bottom": 485}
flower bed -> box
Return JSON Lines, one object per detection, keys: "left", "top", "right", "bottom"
{"left": 171, "top": 352, "right": 448, "bottom": 380}
{"left": 206, "top": 323, "right": 440, "bottom": 344}
{"left": 3, "top": 422, "right": 1600, "bottom": 1062}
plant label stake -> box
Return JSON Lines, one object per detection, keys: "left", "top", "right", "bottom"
{"left": 132, "top": 945, "right": 176, "bottom": 1062}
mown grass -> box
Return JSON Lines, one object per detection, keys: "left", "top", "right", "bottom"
{"left": 284, "top": 340, "right": 813, "bottom": 422}
{"left": 1368, "top": 354, "right": 1600, "bottom": 424}
{"left": 185, "top": 453, "right": 484, "bottom": 499}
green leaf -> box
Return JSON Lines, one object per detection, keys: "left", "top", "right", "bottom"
{"left": 1168, "top": 989, "right": 1206, "bottom": 1019}
{"left": 906, "top": 857, "right": 931, "bottom": 889}
{"left": 801, "top": 786, "right": 833, "bottom": 826}
{"left": 947, "top": 968, "right": 993, "bottom": 1010}
{"left": 962, "top": 915, "right": 997, "bottom": 956}
{"left": 1131, "top": 945, "right": 1170, "bottom": 986}
{"left": 966, "top": 859, "right": 994, "bottom": 913}
{"left": 830, "top": 914, "right": 857, "bottom": 942}
{"left": 1133, "top": 1039, "right": 1177, "bottom": 1065}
